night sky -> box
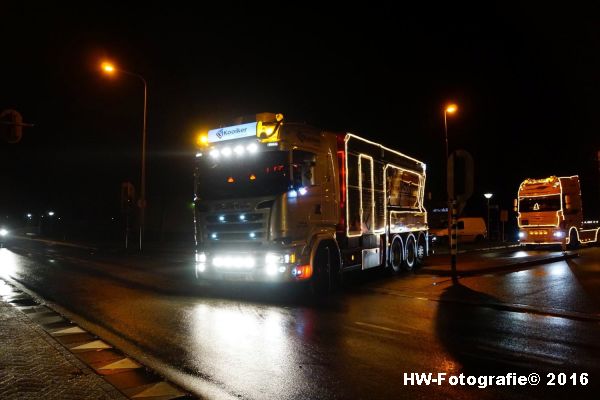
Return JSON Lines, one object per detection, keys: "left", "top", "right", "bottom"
{"left": 2, "top": 3, "right": 599, "bottom": 235}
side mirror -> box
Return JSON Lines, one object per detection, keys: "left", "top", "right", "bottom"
{"left": 513, "top": 198, "right": 518, "bottom": 212}
{"left": 564, "top": 195, "right": 571, "bottom": 210}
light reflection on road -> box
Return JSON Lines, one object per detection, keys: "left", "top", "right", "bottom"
{"left": 0, "top": 248, "right": 19, "bottom": 277}
{"left": 188, "top": 302, "right": 317, "bottom": 399}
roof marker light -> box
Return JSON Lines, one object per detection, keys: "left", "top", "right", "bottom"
{"left": 247, "top": 143, "right": 258, "bottom": 153}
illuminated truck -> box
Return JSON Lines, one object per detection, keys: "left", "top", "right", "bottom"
{"left": 517, "top": 175, "right": 599, "bottom": 249}
{"left": 192, "top": 113, "right": 428, "bottom": 291}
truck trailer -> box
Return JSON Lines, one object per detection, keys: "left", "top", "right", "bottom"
{"left": 193, "top": 113, "right": 428, "bottom": 291}
{"left": 517, "top": 175, "right": 599, "bottom": 249}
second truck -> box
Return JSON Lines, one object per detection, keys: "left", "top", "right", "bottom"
{"left": 517, "top": 175, "right": 599, "bottom": 249}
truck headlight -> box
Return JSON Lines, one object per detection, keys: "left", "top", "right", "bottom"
{"left": 518, "top": 231, "right": 525, "bottom": 239}
{"left": 553, "top": 231, "right": 564, "bottom": 238}
{"left": 0, "top": 229, "right": 8, "bottom": 237}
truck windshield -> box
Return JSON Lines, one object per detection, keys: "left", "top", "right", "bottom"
{"left": 196, "top": 150, "right": 290, "bottom": 200}
{"left": 519, "top": 195, "right": 561, "bottom": 212}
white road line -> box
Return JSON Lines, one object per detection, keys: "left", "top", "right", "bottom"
{"left": 355, "top": 321, "right": 410, "bottom": 335}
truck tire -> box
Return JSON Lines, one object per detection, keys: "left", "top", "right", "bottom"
{"left": 415, "top": 234, "right": 426, "bottom": 267}
{"left": 568, "top": 230, "right": 579, "bottom": 250}
{"left": 390, "top": 236, "right": 403, "bottom": 272}
{"left": 310, "top": 242, "right": 340, "bottom": 296}
{"left": 404, "top": 234, "right": 416, "bottom": 271}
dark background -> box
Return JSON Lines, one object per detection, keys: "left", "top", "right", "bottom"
{"left": 1, "top": 3, "right": 599, "bottom": 241}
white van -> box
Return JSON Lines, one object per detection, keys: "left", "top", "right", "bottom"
{"left": 429, "top": 217, "right": 487, "bottom": 243}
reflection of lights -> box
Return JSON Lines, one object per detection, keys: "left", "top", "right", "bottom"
{"left": 548, "top": 263, "right": 568, "bottom": 277}
{"left": 0, "top": 249, "right": 19, "bottom": 277}
{"left": 512, "top": 251, "right": 529, "bottom": 258}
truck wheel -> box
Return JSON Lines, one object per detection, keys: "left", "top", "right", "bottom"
{"left": 568, "top": 230, "right": 579, "bottom": 250}
{"left": 390, "top": 236, "right": 403, "bottom": 272}
{"left": 415, "top": 235, "right": 426, "bottom": 267}
{"left": 311, "top": 243, "right": 337, "bottom": 296}
{"left": 404, "top": 235, "right": 416, "bottom": 271}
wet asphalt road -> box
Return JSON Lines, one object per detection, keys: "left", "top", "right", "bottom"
{"left": 1, "top": 240, "right": 599, "bottom": 399}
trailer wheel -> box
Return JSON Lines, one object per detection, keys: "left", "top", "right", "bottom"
{"left": 415, "top": 235, "right": 426, "bottom": 267}
{"left": 390, "top": 236, "right": 403, "bottom": 273}
{"left": 404, "top": 235, "right": 416, "bottom": 271}
{"left": 568, "top": 230, "right": 579, "bottom": 250}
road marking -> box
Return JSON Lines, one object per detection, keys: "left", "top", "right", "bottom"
{"left": 355, "top": 321, "right": 410, "bottom": 335}
{"left": 98, "top": 357, "right": 142, "bottom": 370}
{"left": 52, "top": 326, "right": 86, "bottom": 336}
{"left": 475, "top": 344, "right": 564, "bottom": 366}
{"left": 131, "top": 382, "right": 185, "bottom": 399}
{"left": 71, "top": 340, "right": 112, "bottom": 351}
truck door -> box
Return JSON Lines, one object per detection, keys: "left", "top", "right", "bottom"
{"left": 285, "top": 150, "right": 321, "bottom": 239}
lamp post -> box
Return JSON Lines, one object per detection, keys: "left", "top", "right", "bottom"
{"left": 443, "top": 103, "right": 458, "bottom": 276}
{"left": 484, "top": 193, "right": 493, "bottom": 241}
{"left": 101, "top": 61, "right": 148, "bottom": 251}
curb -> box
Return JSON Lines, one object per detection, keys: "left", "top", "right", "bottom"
{"left": 0, "top": 278, "right": 194, "bottom": 400}
{"left": 417, "top": 252, "right": 578, "bottom": 277}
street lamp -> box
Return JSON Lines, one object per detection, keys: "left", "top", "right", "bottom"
{"left": 101, "top": 60, "right": 148, "bottom": 251}
{"left": 484, "top": 193, "right": 493, "bottom": 241}
{"left": 443, "top": 103, "right": 458, "bottom": 275}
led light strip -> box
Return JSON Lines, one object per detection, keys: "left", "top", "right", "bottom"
{"left": 358, "top": 154, "right": 376, "bottom": 235}
{"left": 343, "top": 135, "right": 426, "bottom": 239}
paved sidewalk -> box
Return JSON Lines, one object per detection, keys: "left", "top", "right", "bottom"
{"left": 419, "top": 250, "right": 577, "bottom": 277}
{"left": 0, "top": 287, "right": 126, "bottom": 399}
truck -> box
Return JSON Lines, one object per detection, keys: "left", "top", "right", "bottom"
{"left": 516, "top": 175, "right": 600, "bottom": 249}
{"left": 192, "top": 113, "right": 429, "bottom": 292}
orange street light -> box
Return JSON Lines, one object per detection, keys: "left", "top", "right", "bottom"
{"left": 445, "top": 103, "right": 458, "bottom": 114}
{"left": 101, "top": 61, "right": 115, "bottom": 74}
{"left": 99, "top": 60, "right": 148, "bottom": 251}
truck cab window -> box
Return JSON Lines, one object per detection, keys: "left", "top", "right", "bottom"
{"left": 292, "top": 150, "right": 316, "bottom": 188}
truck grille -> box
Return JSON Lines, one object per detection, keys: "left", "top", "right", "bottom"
{"left": 204, "top": 211, "right": 268, "bottom": 244}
